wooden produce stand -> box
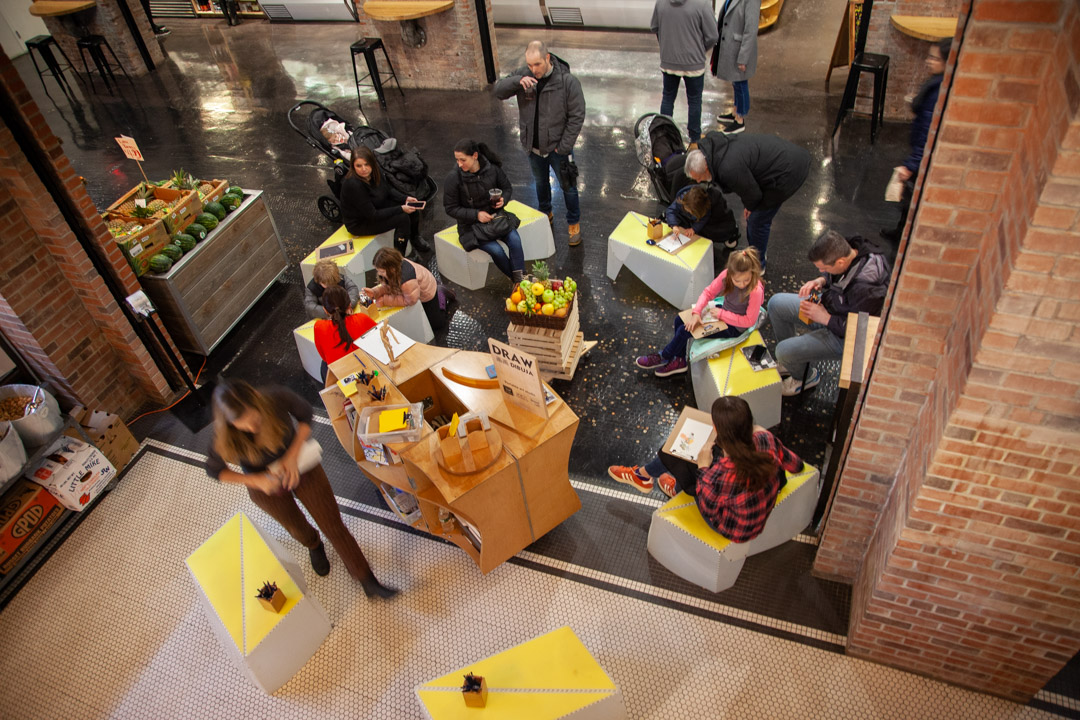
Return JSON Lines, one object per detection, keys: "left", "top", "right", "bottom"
{"left": 138, "top": 190, "right": 288, "bottom": 355}
{"left": 506, "top": 302, "right": 596, "bottom": 381}
{"left": 322, "top": 344, "right": 581, "bottom": 574}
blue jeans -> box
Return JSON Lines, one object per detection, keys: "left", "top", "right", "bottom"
{"left": 732, "top": 80, "right": 750, "bottom": 117}
{"left": 747, "top": 205, "right": 780, "bottom": 266}
{"left": 661, "top": 314, "right": 745, "bottom": 361}
{"left": 476, "top": 229, "right": 524, "bottom": 279}
{"left": 528, "top": 152, "right": 580, "bottom": 224}
{"left": 661, "top": 72, "right": 706, "bottom": 140}
{"left": 767, "top": 293, "right": 845, "bottom": 379}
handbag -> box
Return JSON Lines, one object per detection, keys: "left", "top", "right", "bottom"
{"left": 472, "top": 210, "right": 521, "bottom": 243}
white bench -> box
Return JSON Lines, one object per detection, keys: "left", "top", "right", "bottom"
{"left": 606, "top": 211, "right": 715, "bottom": 309}
{"left": 646, "top": 464, "right": 820, "bottom": 593}
{"left": 435, "top": 200, "right": 555, "bottom": 290}
{"left": 300, "top": 226, "right": 394, "bottom": 289}
{"left": 690, "top": 330, "right": 782, "bottom": 428}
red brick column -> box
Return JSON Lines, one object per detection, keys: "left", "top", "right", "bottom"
{"left": 816, "top": 0, "right": 1080, "bottom": 700}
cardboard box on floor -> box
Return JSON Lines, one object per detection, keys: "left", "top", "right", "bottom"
{"left": 65, "top": 406, "right": 139, "bottom": 472}
{"left": 27, "top": 436, "right": 116, "bottom": 512}
{"left": 0, "top": 478, "right": 65, "bottom": 575}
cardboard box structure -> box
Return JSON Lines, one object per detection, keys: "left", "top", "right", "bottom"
{"left": 0, "top": 478, "right": 64, "bottom": 575}
{"left": 66, "top": 406, "right": 139, "bottom": 471}
{"left": 26, "top": 437, "right": 116, "bottom": 511}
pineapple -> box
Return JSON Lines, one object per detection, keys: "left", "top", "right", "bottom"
{"left": 119, "top": 182, "right": 154, "bottom": 214}
{"left": 131, "top": 205, "right": 154, "bottom": 219}
{"left": 123, "top": 222, "right": 142, "bottom": 233}
{"left": 147, "top": 199, "right": 167, "bottom": 212}
{"left": 170, "top": 169, "right": 197, "bottom": 190}
{"left": 107, "top": 218, "right": 125, "bottom": 232}
{"left": 530, "top": 260, "right": 551, "bottom": 289}
{"left": 198, "top": 182, "right": 213, "bottom": 196}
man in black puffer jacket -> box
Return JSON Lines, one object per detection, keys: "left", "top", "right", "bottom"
{"left": 685, "top": 131, "right": 810, "bottom": 270}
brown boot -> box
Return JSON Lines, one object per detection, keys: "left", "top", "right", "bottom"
{"left": 568, "top": 223, "right": 582, "bottom": 247}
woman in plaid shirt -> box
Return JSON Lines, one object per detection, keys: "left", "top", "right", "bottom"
{"left": 609, "top": 396, "right": 803, "bottom": 542}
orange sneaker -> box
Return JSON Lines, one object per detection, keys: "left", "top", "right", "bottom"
{"left": 657, "top": 473, "right": 678, "bottom": 498}
{"left": 607, "top": 465, "right": 653, "bottom": 494}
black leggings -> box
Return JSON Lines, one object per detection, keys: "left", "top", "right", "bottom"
{"left": 422, "top": 296, "right": 448, "bottom": 332}
{"left": 346, "top": 211, "right": 418, "bottom": 241}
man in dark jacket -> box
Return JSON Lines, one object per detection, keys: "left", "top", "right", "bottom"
{"left": 494, "top": 41, "right": 586, "bottom": 246}
{"left": 767, "top": 230, "right": 891, "bottom": 396}
{"left": 685, "top": 131, "right": 810, "bottom": 269}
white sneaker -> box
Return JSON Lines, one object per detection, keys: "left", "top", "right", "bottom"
{"left": 781, "top": 368, "right": 820, "bottom": 397}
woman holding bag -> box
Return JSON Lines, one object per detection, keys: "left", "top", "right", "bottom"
{"left": 206, "top": 379, "right": 397, "bottom": 599}
{"left": 443, "top": 138, "right": 526, "bottom": 283}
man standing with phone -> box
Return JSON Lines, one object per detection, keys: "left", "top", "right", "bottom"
{"left": 494, "top": 41, "right": 586, "bottom": 247}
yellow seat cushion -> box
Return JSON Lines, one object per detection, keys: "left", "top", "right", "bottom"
{"left": 609, "top": 211, "right": 712, "bottom": 269}
{"left": 300, "top": 225, "right": 384, "bottom": 269}
{"left": 704, "top": 331, "right": 781, "bottom": 395}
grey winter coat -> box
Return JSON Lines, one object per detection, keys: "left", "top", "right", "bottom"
{"left": 493, "top": 54, "right": 586, "bottom": 157}
{"left": 711, "top": 0, "right": 761, "bottom": 82}
{"left": 650, "top": 0, "right": 718, "bottom": 74}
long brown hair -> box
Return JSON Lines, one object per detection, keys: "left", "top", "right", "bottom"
{"left": 711, "top": 396, "right": 778, "bottom": 492}
{"left": 373, "top": 247, "right": 405, "bottom": 294}
{"left": 347, "top": 145, "right": 382, "bottom": 186}
{"left": 720, "top": 247, "right": 763, "bottom": 302}
{"left": 212, "top": 380, "right": 288, "bottom": 465}
{"left": 677, "top": 185, "right": 711, "bottom": 220}
{"left": 321, "top": 285, "right": 352, "bottom": 349}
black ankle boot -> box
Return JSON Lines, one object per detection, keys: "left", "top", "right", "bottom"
{"left": 309, "top": 542, "right": 330, "bottom": 576}
{"left": 411, "top": 235, "right": 431, "bottom": 253}
{"left": 361, "top": 577, "right": 398, "bottom": 599}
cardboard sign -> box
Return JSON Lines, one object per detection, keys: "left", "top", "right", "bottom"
{"left": 487, "top": 338, "right": 547, "bottom": 421}
{"left": 677, "top": 309, "right": 728, "bottom": 339}
{"left": 661, "top": 406, "right": 716, "bottom": 466}
{"left": 115, "top": 135, "right": 144, "bottom": 162}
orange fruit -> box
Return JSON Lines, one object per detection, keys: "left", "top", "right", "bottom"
{"left": 533, "top": 303, "right": 541, "bottom": 313}
{"left": 511, "top": 290, "right": 522, "bottom": 304}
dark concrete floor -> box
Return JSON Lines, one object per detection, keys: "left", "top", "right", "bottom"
{"left": 9, "top": 8, "right": 912, "bottom": 637}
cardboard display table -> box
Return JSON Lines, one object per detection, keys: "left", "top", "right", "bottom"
{"left": 300, "top": 225, "right": 395, "bottom": 288}
{"left": 416, "top": 626, "right": 626, "bottom": 719}
{"left": 321, "top": 343, "right": 580, "bottom": 574}
{"left": 606, "top": 212, "right": 714, "bottom": 309}
{"left": 185, "top": 512, "right": 332, "bottom": 693}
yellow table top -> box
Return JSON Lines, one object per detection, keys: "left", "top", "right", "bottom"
{"left": 417, "top": 626, "right": 618, "bottom": 718}
{"left": 609, "top": 211, "right": 712, "bottom": 269}
{"left": 363, "top": 0, "right": 453, "bottom": 21}
{"left": 294, "top": 306, "right": 403, "bottom": 341}
{"left": 705, "top": 331, "right": 781, "bottom": 395}
{"left": 30, "top": 1, "right": 95, "bottom": 17}
{"left": 185, "top": 513, "right": 303, "bottom": 656}
{"left": 890, "top": 14, "right": 957, "bottom": 41}
{"left": 436, "top": 200, "right": 546, "bottom": 249}
{"left": 301, "top": 225, "right": 384, "bottom": 268}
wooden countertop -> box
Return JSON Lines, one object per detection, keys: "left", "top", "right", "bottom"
{"left": 29, "top": 1, "right": 96, "bottom": 17}
{"left": 890, "top": 14, "right": 957, "bottom": 41}
{"left": 363, "top": 0, "right": 453, "bottom": 21}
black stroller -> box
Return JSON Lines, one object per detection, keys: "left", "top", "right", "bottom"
{"left": 288, "top": 100, "right": 438, "bottom": 223}
{"left": 634, "top": 113, "right": 688, "bottom": 205}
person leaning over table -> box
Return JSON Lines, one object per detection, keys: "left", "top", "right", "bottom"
{"left": 206, "top": 379, "right": 397, "bottom": 599}
{"left": 363, "top": 247, "right": 453, "bottom": 333}
{"left": 304, "top": 259, "right": 360, "bottom": 320}
{"left": 767, "top": 229, "right": 891, "bottom": 397}
{"left": 339, "top": 144, "right": 430, "bottom": 256}
{"left": 608, "top": 396, "right": 803, "bottom": 544}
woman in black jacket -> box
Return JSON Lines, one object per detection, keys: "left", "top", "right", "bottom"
{"left": 340, "top": 145, "right": 430, "bottom": 254}
{"left": 443, "top": 139, "right": 525, "bottom": 282}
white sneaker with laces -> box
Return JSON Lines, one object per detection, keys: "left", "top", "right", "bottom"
{"left": 781, "top": 368, "right": 820, "bottom": 396}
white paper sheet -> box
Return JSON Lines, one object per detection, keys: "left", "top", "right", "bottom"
{"left": 354, "top": 322, "right": 416, "bottom": 365}
{"left": 669, "top": 417, "right": 714, "bottom": 462}
{"left": 658, "top": 231, "right": 693, "bottom": 253}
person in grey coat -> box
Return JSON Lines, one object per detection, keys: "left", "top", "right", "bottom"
{"left": 710, "top": 0, "right": 761, "bottom": 134}
{"left": 651, "top": 0, "right": 718, "bottom": 142}
{"left": 494, "top": 40, "right": 586, "bottom": 246}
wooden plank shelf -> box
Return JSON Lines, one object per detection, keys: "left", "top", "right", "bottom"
{"left": 362, "top": 0, "right": 453, "bottom": 21}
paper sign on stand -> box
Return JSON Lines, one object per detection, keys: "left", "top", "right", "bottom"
{"left": 115, "top": 135, "right": 149, "bottom": 183}
{"left": 487, "top": 338, "right": 547, "bottom": 421}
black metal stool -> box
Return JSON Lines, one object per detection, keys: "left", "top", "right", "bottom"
{"left": 832, "top": 52, "right": 890, "bottom": 144}
{"left": 350, "top": 38, "right": 403, "bottom": 111}
{"left": 25, "top": 35, "right": 79, "bottom": 96}
{"left": 76, "top": 34, "right": 131, "bottom": 92}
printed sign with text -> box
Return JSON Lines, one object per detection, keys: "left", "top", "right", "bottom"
{"left": 115, "top": 135, "right": 144, "bottom": 162}
{"left": 487, "top": 338, "right": 547, "bottom": 420}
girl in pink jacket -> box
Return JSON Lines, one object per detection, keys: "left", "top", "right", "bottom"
{"left": 636, "top": 248, "right": 764, "bottom": 377}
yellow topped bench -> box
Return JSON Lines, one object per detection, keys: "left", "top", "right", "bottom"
{"left": 690, "top": 330, "right": 782, "bottom": 428}
{"left": 300, "top": 225, "right": 395, "bottom": 288}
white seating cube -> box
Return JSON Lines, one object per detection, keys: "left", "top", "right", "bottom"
{"left": 690, "top": 330, "right": 782, "bottom": 428}
{"left": 435, "top": 200, "right": 554, "bottom": 290}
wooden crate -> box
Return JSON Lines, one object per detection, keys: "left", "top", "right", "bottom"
{"left": 507, "top": 301, "right": 580, "bottom": 373}
{"left": 108, "top": 185, "right": 202, "bottom": 236}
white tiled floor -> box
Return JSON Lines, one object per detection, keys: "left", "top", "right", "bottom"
{"left": 0, "top": 447, "right": 1062, "bottom": 719}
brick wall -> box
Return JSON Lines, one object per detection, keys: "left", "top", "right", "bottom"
{"left": 42, "top": 0, "right": 164, "bottom": 78}
{"left": 815, "top": 0, "right": 1080, "bottom": 701}
{"left": 862, "top": 0, "right": 963, "bottom": 119}
{"left": 0, "top": 48, "right": 174, "bottom": 418}
{"left": 356, "top": 0, "right": 498, "bottom": 91}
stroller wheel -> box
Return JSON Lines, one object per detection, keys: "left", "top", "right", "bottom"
{"left": 317, "top": 195, "right": 341, "bottom": 222}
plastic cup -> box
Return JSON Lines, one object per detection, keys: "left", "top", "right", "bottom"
{"left": 488, "top": 188, "right": 503, "bottom": 209}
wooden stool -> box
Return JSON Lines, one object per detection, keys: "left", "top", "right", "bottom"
{"left": 76, "top": 34, "right": 131, "bottom": 92}
{"left": 350, "top": 37, "right": 403, "bottom": 111}
{"left": 25, "top": 35, "right": 79, "bottom": 95}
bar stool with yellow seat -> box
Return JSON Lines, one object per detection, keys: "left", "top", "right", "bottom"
{"left": 300, "top": 225, "right": 395, "bottom": 288}
{"left": 689, "top": 330, "right": 782, "bottom": 428}
{"left": 185, "top": 512, "right": 333, "bottom": 693}
{"left": 647, "top": 463, "right": 820, "bottom": 593}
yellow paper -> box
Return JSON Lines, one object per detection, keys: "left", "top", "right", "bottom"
{"left": 447, "top": 413, "right": 460, "bottom": 436}
{"left": 379, "top": 408, "right": 408, "bottom": 433}
{"left": 337, "top": 375, "right": 359, "bottom": 398}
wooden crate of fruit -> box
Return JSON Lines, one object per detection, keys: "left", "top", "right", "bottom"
{"left": 108, "top": 183, "right": 202, "bottom": 235}
{"left": 507, "top": 301, "right": 580, "bottom": 372}
{"left": 504, "top": 262, "right": 579, "bottom": 330}
{"left": 107, "top": 217, "right": 170, "bottom": 277}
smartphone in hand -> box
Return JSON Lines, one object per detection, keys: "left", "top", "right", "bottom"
{"left": 406, "top": 200, "right": 426, "bottom": 209}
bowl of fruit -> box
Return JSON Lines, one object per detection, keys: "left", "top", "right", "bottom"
{"left": 504, "top": 261, "right": 578, "bottom": 329}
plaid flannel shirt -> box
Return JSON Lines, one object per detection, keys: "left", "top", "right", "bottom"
{"left": 694, "top": 431, "right": 803, "bottom": 542}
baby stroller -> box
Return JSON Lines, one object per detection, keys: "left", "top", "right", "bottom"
{"left": 634, "top": 113, "right": 688, "bottom": 205}
{"left": 288, "top": 100, "right": 438, "bottom": 223}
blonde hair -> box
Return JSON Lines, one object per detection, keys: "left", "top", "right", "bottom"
{"left": 721, "top": 247, "right": 763, "bottom": 301}
{"left": 312, "top": 260, "right": 341, "bottom": 287}
{"left": 212, "top": 380, "right": 288, "bottom": 466}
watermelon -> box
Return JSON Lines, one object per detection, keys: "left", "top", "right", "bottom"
{"left": 205, "top": 201, "right": 226, "bottom": 221}
{"left": 186, "top": 223, "right": 208, "bottom": 240}
{"left": 195, "top": 212, "right": 219, "bottom": 230}
{"left": 160, "top": 244, "right": 183, "bottom": 261}
{"left": 174, "top": 233, "right": 196, "bottom": 252}
{"left": 148, "top": 254, "right": 173, "bottom": 273}
{"left": 225, "top": 185, "right": 243, "bottom": 197}
{"left": 219, "top": 195, "right": 240, "bottom": 211}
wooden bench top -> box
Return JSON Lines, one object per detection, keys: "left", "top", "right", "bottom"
{"left": 363, "top": 0, "right": 454, "bottom": 21}
{"left": 890, "top": 14, "right": 958, "bottom": 41}
{"left": 30, "top": 1, "right": 96, "bottom": 17}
